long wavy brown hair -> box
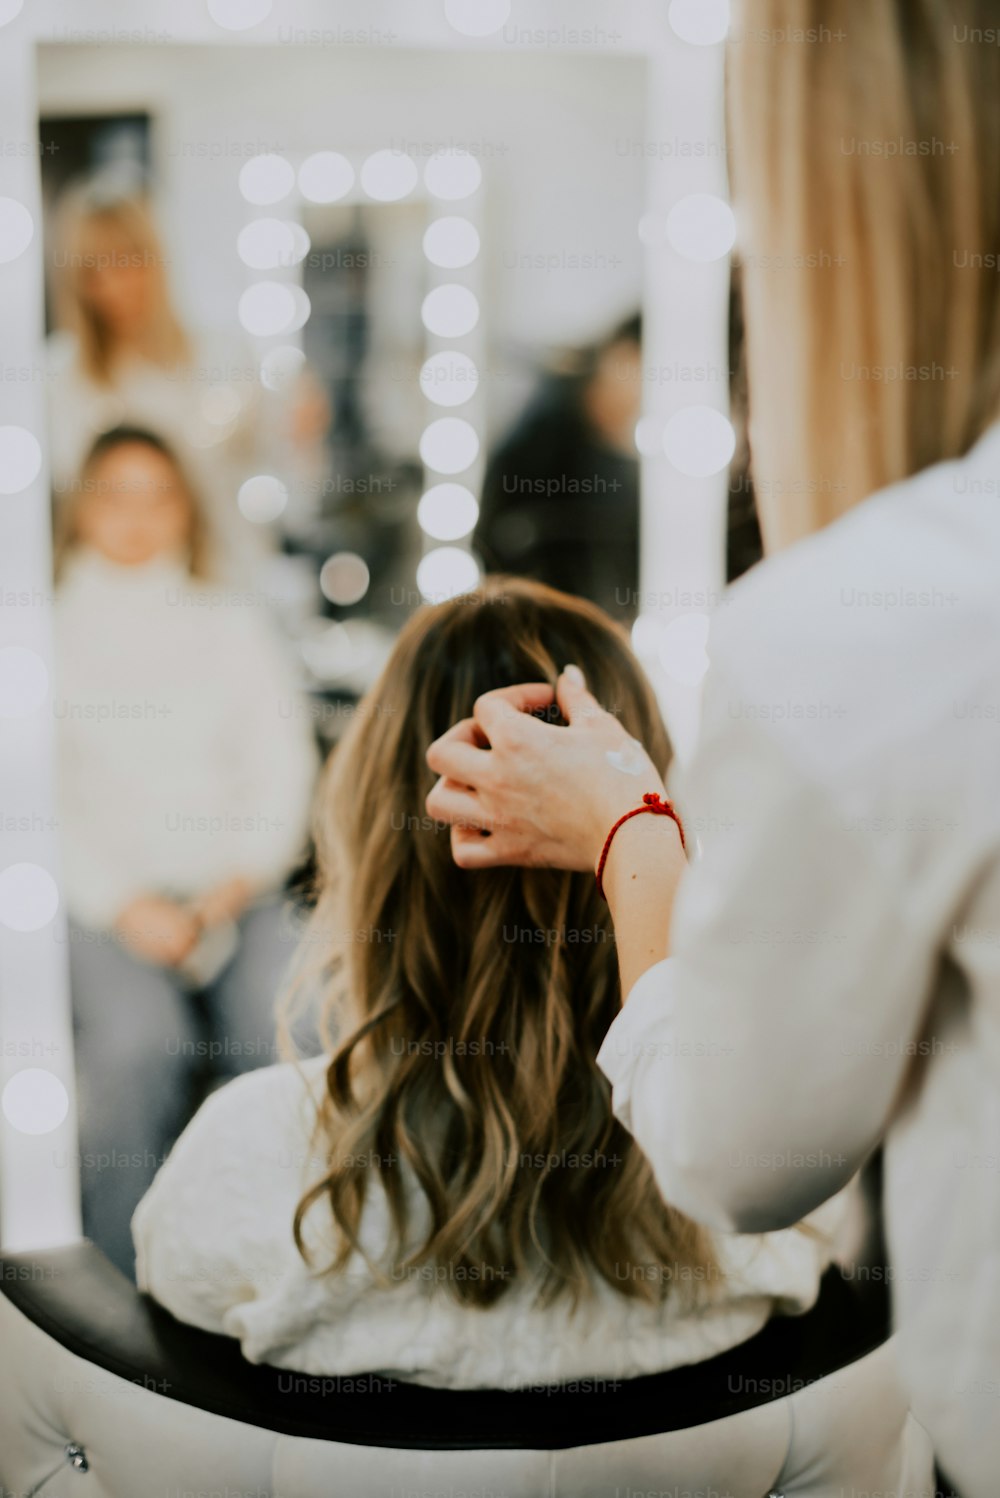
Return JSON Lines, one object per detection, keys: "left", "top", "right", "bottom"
{"left": 291, "top": 577, "right": 716, "bottom": 1308}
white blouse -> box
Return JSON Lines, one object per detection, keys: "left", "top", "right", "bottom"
{"left": 597, "top": 422, "right": 1000, "bottom": 1498}
{"left": 133, "top": 1055, "right": 850, "bottom": 1391}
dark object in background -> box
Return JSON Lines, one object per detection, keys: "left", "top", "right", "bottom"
{"left": 726, "top": 270, "right": 765, "bottom": 584}
{"left": 474, "top": 316, "right": 641, "bottom": 622}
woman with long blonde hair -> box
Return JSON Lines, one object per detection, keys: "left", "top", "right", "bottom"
{"left": 131, "top": 579, "right": 918, "bottom": 1492}
{"left": 48, "top": 177, "right": 326, "bottom": 578}
{"left": 426, "top": 4, "right": 1000, "bottom": 1492}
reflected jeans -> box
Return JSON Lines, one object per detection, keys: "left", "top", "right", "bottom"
{"left": 70, "top": 900, "right": 305, "bottom": 1279}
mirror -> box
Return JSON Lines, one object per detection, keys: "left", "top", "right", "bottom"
{"left": 33, "top": 36, "right": 651, "bottom": 1274}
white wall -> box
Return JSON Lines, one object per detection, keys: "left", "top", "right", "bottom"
{"left": 38, "top": 42, "right": 650, "bottom": 438}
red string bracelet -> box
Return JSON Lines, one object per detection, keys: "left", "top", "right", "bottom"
{"left": 595, "top": 793, "right": 686, "bottom": 900}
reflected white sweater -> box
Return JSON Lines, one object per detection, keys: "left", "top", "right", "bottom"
{"left": 133, "top": 1055, "right": 849, "bottom": 1390}
{"left": 54, "top": 550, "right": 318, "bottom": 929}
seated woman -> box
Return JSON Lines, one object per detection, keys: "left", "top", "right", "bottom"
{"left": 55, "top": 425, "right": 319, "bottom": 1277}
{"left": 133, "top": 578, "right": 927, "bottom": 1490}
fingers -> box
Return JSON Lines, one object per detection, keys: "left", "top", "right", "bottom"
{"left": 425, "top": 776, "right": 495, "bottom": 832}
{"left": 472, "top": 681, "right": 555, "bottom": 740}
{"left": 429, "top": 686, "right": 554, "bottom": 780}
{"left": 556, "top": 664, "right": 605, "bottom": 725}
{"left": 450, "top": 824, "right": 528, "bottom": 869}
{"left": 426, "top": 716, "right": 492, "bottom": 784}
{"left": 476, "top": 681, "right": 555, "bottom": 715}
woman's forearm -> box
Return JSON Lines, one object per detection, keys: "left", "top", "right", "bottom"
{"left": 601, "top": 814, "right": 687, "bottom": 999}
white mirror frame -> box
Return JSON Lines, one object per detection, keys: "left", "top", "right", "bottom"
{"left": 0, "top": 0, "right": 728, "bottom": 1251}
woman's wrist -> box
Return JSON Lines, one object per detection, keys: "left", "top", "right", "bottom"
{"left": 599, "top": 811, "right": 687, "bottom": 1000}
{"left": 601, "top": 809, "right": 686, "bottom": 904}
{"left": 584, "top": 774, "right": 669, "bottom": 870}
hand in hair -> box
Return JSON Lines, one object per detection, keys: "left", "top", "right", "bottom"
{"left": 115, "top": 895, "right": 200, "bottom": 969}
{"left": 426, "top": 666, "right": 667, "bottom": 871}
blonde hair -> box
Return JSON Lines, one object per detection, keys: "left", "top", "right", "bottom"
{"left": 289, "top": 578, "right": 716, "bottom": 1309}
{"left": 53, "top": 184, "right": 191, "bottom": 384}
{"left": 730, "top": 0, "right": 1000, "bottom": 549}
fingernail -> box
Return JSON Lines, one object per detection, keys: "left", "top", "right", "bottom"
{"left": 563, "top": 664, "right": 585, "bottom": 685}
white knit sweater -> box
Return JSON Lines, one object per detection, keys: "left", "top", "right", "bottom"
{"left": 133, "top": 1055, "right": 849, "bottom": 1391}
{"left": 54, "top": 549, "right": 318, "bottom": 929}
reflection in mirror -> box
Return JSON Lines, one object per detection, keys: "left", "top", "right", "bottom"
{"left": 34, "top": 38, "right": 650, "bottom": 1277}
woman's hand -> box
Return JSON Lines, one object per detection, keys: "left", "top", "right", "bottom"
{"left": 189, "top": 876, "right": 254, "bottom": 930}
{"left": 115, "top": 895, "right": 201, "bottom": 968}
{"left": 425, "top": 665, "right": 667, "bottom": 871}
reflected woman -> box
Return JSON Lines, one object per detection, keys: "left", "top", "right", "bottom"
{"left": 473, "top": 316, "right": 642, "bottom": 621}
{"left": 47, "top": 179, "right": 327, "bottom": 580}
{"left": 55, "top": 426, "right": 319, "bottom": 1276}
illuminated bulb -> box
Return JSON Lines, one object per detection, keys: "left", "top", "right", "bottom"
{"left": 0, "top": 646, "right": 48, "bottom": 718}
{"left": 631, "top": 613, "right": 665, "bottom": 660}
{"left": 0, "top": 197, "right": 34, "bottom": 264}
{"left": 424, "top": 150, "right": 482, "bottom": 202}
{"left": 260, "top": 345, "right": 305, "bottom": 393}
{"left": 284, "top": 285, "right": 312, "bottom": 334}
{"left": 444, "top": 0, "right": 510, "bottom": 36}
{"left": 0, "top": 426, "right": 42, "bottom": 494}
{"left": 417, "top": 547, "right": 481, "bottom": 602}
{"left": 298, "top": 152, "right": 355, "bottom": 204}
{"left": 299, "top": 621, "right": 351, "bottom": 680}
{"left": 657, "top": 612, "right": 711, "bottom": 685}
{"left": 2, "top": 1069, "right": 70, "bottom": 1136}
{"left": 360, "top": 150, "right": 418, "bottom": 202}
{"left": 634, "top": 417, "right": 663, "bottom": 457}
{"left": 418, "top": 483, "right": 479, "bottom": 541}
{"left": 666, "top": 194, "right": 736, "bottom": 263}
{"left": 421, "top": 284, "right": 480, "bottom": 338}
{"left": 663, "top": 406, "right": 735, "bottom": 478}
{"left": 319, "top": 552, "right": 370, "bottom": 607}
{"left": 0, "top": 863, "right": 59, "bottom": 931}
{"left": 420, "top": 418, "right": 480, "bottom": 475}
{"left": 238, "top": 282, "right": 296, "bottom": 337}
{"left": 423, "top": 216, "right": 480, "bottom": 270}
{"left": 285, "top": 222, "right": 311, "bottom": 266}
{"left": 201, "top": 386, "right": 241, "bottom": 426}
{"left": 239, "top": 154, "right": 295, "bottom": 207}
{"left": 207, "top": 0, "right": 272, "bottom": 29}
{"left": 420, "top": 351, "right": 479, "bottom": 408}
{"left": 237, "top": 474, "right": 288, "bottom": 523}
{"left": 237, "top": 218, "right": 296, "bottom": 271}
{"left": 668, "top": 0, "right": 730, "bottom": 45}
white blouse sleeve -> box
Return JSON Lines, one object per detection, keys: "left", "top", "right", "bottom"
{"left": 597, "top": 651, "right": 939, "bottom": 1235}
